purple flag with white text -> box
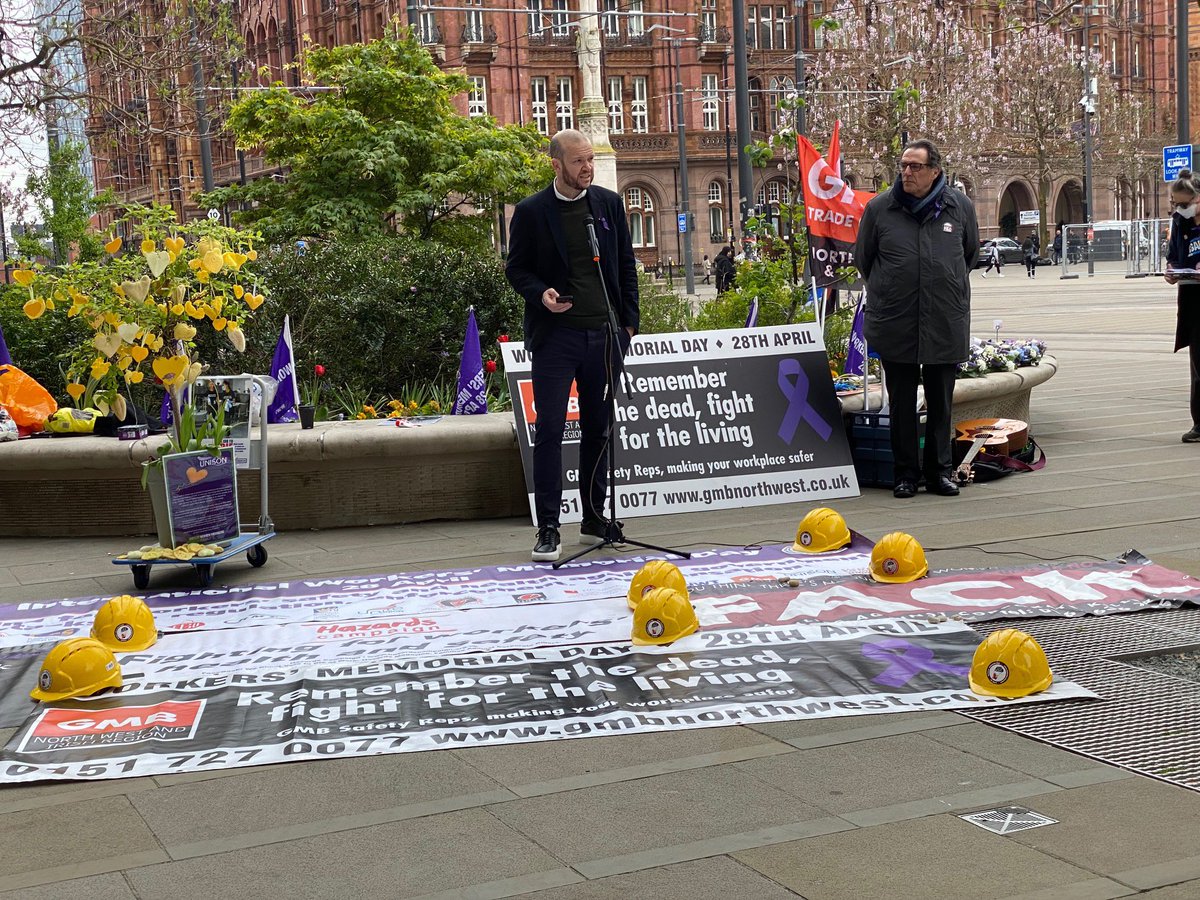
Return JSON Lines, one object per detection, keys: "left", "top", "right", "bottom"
{"left": 844, "top": 299, "right": 867, "bottom": 377}
{"left": 267, "top": 315, "right": 299, "bottom": 423}
{"left": 0, "top": 320, "right": 11, "bottom": 367}
{"left": 451, "top": 307, "right": 487, "bottom": 415}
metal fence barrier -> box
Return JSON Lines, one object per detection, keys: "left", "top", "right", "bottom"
{"left": 1057, "top": 219, "right": 1171, "bottom": 279}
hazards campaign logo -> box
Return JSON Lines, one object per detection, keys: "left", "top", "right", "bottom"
{"left": 19, "top": 699, "right": 206, "bottom": 753}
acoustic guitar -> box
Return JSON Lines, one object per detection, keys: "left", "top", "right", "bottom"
{"left": 953, "top": 418, "right": 1029, "bottom": 456}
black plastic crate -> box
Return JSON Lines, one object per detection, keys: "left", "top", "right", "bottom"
{"left": 847, "top": 411, "right": 924, "bottom": 488}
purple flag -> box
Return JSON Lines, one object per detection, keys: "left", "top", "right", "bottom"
{"left": 267, "top": 315, "right": 299, "bottom": 423}
{"left": 159, "top": 386, "right": 189, "bottom": 425}
{"left": 845, "top": 299, "right": 867, "bottom": 376}
{"left": 0, "top": 320, "right": 11, "bottom": 367}
{"left": 451, "top": 307, "right": 487, "bottom": 415}
{"left": 744, "top": 296, "right": 759, "bottom": 329}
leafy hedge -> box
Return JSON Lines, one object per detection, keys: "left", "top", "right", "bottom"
{"left": 197, "top": 234, "right": 524, "bottom": 400}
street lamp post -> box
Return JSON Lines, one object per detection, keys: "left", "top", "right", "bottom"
{"left": 732, "top": 0, "right": 754, "bottom": 233}
{"left": 671, "top": 38, "right": 695, "bottom": 294}
{"left": 723, "top": 50, "right": 735, "bottom": 248}
{"left": 1082, "top": 4, "right": 1095, "bottom": 277}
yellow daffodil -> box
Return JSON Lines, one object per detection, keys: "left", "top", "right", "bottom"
{"left": 22, "top": 298, "right": 45, "bottom": 319}
{"left": 90, "top": 359, "right": 112, "bottom": 380}
{"left": 105, "top": 237, "right": 122, "bottom": 254}
{"left": 66, "top": 383, "right": 86, "bottom": 402}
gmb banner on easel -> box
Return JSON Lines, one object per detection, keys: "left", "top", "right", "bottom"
{"left": 500, "top": 324, "right": 859, "bottom": 524}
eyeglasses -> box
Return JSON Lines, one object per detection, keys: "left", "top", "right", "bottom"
{"left": 899, "top": 162, "right": 932, "bottom": 172}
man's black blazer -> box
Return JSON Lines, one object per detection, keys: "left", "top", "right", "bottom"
{"left": 505, "top": 183, "right": 640, "bottom": 352}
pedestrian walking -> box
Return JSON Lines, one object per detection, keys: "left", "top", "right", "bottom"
{"left": 981, "top": 242, "right": 1003, "bottom": 277}
{"left": 505, "top": 129, "right": 640, "bottom": 561}
{"left": 1052, "top": 227, "right": 1063, "bottom": 264}
{"left": 713, "top": 246, "right": 735, "bottom": 293}
{"left": 1023, "top": 236, "right": 1037, "bottom": 278}
{"left": 855, "top": 138, "right": 979, "bottom": 499}
{"left": 702, "top": 253, "right": 712, "bottom": 284}
{"left": 1163, "top": 168, "right": 1200, "bottom": 444}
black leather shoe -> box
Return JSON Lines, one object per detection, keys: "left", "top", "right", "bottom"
{"left": 927, "top": 475, "right": 960, "bottom": 496}
{"left": 532, "top": 525, "right": 561, "bottom": 561}
{"left": 893, "top": 480, "right": 917, "bottom": 499}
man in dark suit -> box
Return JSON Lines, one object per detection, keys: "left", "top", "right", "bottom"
{"left": 505, "top": 129, "right": 640, "bottom": 561}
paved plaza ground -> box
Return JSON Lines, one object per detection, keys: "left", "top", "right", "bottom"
{"left": 1, "top": 271, "right": 1200, "bottom": 899}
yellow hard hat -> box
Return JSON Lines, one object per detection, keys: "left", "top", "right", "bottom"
{"left": 91, "top": 594, "right": 157, "bottom": 652}
{"left": 969, "top": 628, "right": 1053, "bottom": 698}
{"left": 30, "top": 637, "right": 123, "bottom": 703}
{"left": 627, "top": 559, "right": 689, "bottom": 611}
{"left": 632, "top": 587, "right": 699, "bottom": 645}
{"left": 793, "top": 507, "right": 851, "bottom": 553}
{"left": 869, "top": 532, "right": 929, "bottom": 583}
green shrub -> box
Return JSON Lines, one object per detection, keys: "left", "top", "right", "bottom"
{"left": 214, "top": 234, "right": 524, "bottom": 400}
{"left": 636, "top": 270, "right": 693, "bottom": 334}
{"left": 0, "top": 283, "right": 91, "bottom": 403}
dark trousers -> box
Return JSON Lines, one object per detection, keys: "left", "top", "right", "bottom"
{"left": 1191, "top": 343, "right": 1200, "bottom": 428}
{"left": 531, "top": 326, "right": 626, "bottom": 527}
{"left": 882, "top": 360, "right": 958, "bottom": 484}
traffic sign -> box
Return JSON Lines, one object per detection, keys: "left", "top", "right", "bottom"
{"left": 207, "top": 208, "right": 221, "bottom": 220}
{"left": 677, "top": 213, "right": 687, "bottom": 233}
{"left": 1019, "top": 210, "right": 1040, "bottom": 226}
{"left": 1163, "top": 144, "right": 1193, "bottom": 182}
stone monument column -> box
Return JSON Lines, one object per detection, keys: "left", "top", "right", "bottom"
{"left": 575, "top": 0, "right": 617, "bottom": 191}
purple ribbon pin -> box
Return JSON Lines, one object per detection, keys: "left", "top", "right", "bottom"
{"left": 861, "top": 638, "right": 970, "bottom": 688}
{"left": 599, "top": 214, "right": 610, "bottom": 231}
{"left": 777, "top": 359, "right": 833, "bottom": 443}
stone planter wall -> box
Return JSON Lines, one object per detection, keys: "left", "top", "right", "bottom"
{"left": 0, "top": 356, "right": 1055, "bottom": 538}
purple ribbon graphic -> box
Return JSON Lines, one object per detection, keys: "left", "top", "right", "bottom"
{"left": 862, "top": 638, "right": 971, "bottom": 688}
{"left": 777, "top": 359, "right": 833, "bottom": 443}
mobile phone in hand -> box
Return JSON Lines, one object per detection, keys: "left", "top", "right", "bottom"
{"left": 556, "top": 294, "right": 573, "bottom": 302}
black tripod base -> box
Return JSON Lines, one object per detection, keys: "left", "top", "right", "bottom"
{"left": 553, "top": 523, "right": 691, "bottom": 569}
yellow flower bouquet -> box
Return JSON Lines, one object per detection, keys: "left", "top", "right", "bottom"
{"left": 11, "top": 203, "right": 267, "bottom": 456}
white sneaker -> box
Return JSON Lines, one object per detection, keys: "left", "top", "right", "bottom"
{"left": 998, "top": 273, "right": 1005, "bottom": 278}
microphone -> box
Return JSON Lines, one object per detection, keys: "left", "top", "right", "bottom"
{"left": 583, "top": 214, "right": 600, "bottom": 258}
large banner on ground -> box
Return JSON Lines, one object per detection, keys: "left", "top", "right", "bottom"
{"left": 0, "top": 620, "right": 1095, "bottom": 783}
{"left": 500, "top": 324, "right": 858, "bottom": 524}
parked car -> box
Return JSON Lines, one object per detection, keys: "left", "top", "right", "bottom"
{"left": 975, "top": 238, "right": 1024, "bottom": 267}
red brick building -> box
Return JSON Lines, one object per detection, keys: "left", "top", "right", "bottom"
{"left": 87, "top": 1, "right": 1178, "bottom": 261}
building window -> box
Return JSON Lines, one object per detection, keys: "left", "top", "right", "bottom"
{"left": 528, "top": 0, "right": 543, "bottom": 36}
{"left": 602, "top": 0, "right": 619, "bottom": 36}
{"left": 627, "top": 0, "right": 644, "bottom": 36}
{"left": 531, "top": 77, "right": 549, "bottom": 134}
{"left": 709, "top": 205, "right": 724, "bottom": 241}
{"left": 708, "top": 180, "right": 723, "bottom": 204}
{"left": 418, "top": 11, "right": 438, "bottom": 44}
{"left": 626, "top": 186, "right": 656, "bottom": 248}
{"left": 748, "top": 78, "right": 762, "bottom": 131}
{"left": 768, "top": 181, "right": 781, "bottom": 204}
{"left": 551, "top": 0, "right": 569, "bottom": 37}
{"left": 607, "top": 76, "right": 624, "bottom": 133}
{"left": 631, "top": 76, "right": 648, "bottom": 132}
{"left": 756, "top": 186, "right": 766, "bottom": 208}
{"left": 187, "top": 159, "right": 195, "bottom": 179}
{"left": 556, "top": 76, "right": 574, "bottom": 131}
{"left": 748, "top": 5, "right": 788, "bottom": 50}
{"left": 811, "top": 0, "right": 824, "bottom": 48}
{"left": 701, "top": 0, "right": 717, "bottom": 40}
{"left": 465, "top": 0, "right": 484, "bottom": 43}
{"left": 701, "top": 74, "right": 719, "bottom": 130}
{"left": 468, "top": 76, "right": 487, "bottom": 117}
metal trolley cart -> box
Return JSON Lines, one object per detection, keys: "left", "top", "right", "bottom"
{"left": 115, "top": 374, "right": 277, "bottom": 589}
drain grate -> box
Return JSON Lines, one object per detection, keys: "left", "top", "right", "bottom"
{"left": 963, "top": 610, "right": 1200, "bottom": 793}
{"left": 959, "top": 806, "right": 1058, "bottom": 835}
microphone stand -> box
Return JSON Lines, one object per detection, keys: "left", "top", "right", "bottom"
{"left": 556, "top": 215, "right": 689, "bottom": 568}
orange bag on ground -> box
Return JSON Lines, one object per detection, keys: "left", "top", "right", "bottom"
{"left": 0, "top": 364, "right": 58, "bottom": 434}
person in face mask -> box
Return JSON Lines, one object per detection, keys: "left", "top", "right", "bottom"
{"left": 1165, "top": 168, "right": 1200, "bottom": 442}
